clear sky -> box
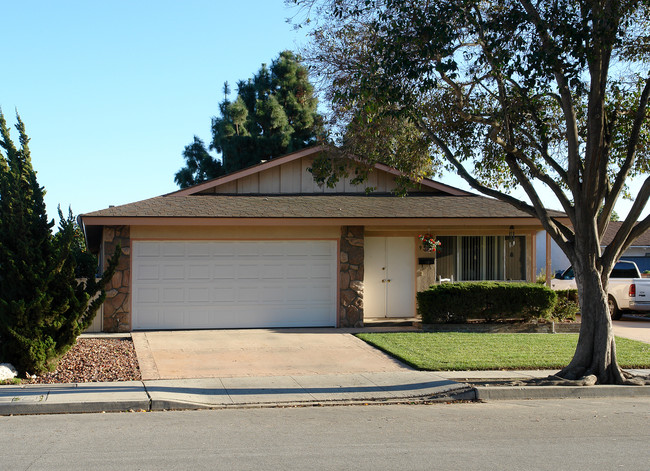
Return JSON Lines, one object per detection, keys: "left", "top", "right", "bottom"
{"left": 2, "top": 1, "right": 648, "bottom": 223}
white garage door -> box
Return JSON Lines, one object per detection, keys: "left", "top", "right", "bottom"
{"left": 132, "top": 240, "right": 338, "bottom": 330}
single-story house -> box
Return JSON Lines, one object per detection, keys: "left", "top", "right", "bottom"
{"left": 80, "top": 146, "right": 560, "bottom": 332}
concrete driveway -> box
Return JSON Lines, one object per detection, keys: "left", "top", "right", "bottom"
{"left": 131, "top": 328, "right": 412, "bottom": 380}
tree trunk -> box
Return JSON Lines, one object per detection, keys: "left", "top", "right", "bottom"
{"left": 557, "top": 263, "right": 628, "bottom": 383}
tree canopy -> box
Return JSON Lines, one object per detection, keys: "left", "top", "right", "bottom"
{"left": 294, "top": 0, "right": 650, "bottom": 384}
{"left": 175, "top": 50, "right": 324, "bottom": 188}
{"left": 0, "top": 111, "right": 119, "bottom": 375}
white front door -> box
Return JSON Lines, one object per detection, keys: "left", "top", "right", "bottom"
{"left": 364, "top": 237, "right": 415, "bottom": 318}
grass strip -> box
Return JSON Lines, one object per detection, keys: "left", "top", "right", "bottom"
{"left": 356, "top": 332, "right": 650, "bottom": 371}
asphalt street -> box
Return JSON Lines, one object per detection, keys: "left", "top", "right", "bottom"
{"left": 2, "top": 398, "right": 649, "bottom": 470}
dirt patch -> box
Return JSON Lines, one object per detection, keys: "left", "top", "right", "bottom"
{"left": 24, "top": 338, "right": 141, "bottom": 384}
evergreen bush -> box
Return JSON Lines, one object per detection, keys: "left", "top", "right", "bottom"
{"left": 0, "top": 112, "right": 119, "bottom": 375}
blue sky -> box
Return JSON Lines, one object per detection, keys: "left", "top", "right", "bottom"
{"left": 2, "top": 1, "right": 312, "bottom": 219}
{"left": 2, "top": 1, "right": 648, "bottom": 223}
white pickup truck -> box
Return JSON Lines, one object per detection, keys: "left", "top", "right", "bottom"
{"left": 551, "top": 260, "right": 650, "bottom": 320}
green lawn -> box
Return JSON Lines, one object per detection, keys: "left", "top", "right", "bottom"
{"left": 355, "top": 332, "right": 650, "bottom": 371}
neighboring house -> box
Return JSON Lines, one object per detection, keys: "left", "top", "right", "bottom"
{"left": 601, "top": 222, "right": 650, "bottom": 273}
{"left": 80, "top": 146, "right": 560, "bottom": 332}
{"left": 536, "top": 222, "right": 650, "bottom": 277}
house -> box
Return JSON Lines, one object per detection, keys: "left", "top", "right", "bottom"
{"left": 536, "top": 222, "right": 650, "bottom": 277}
{"left": 80, "top": 146, "right": 559, "bottom": 332}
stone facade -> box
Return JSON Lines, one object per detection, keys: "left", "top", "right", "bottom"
{"left": 102, "top": 225, "right": 131, "bottom": 332}
{"left": 339, "top": 226, "right": 364, "bottom": 327}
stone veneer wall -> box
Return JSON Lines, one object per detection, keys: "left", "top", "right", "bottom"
{"left": 102, "top": 226, "right": 131, "bottom": 332}
{"left": 339, "top": 226, "right": 364, "bottom": 327}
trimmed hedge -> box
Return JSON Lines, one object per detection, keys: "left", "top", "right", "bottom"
{"left": 417, "top": 282, "right": 557, "bottom": 324}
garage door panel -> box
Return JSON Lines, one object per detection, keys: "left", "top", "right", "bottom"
{"left": 311, "top": 263, "right": 333, "bottom": 278}
{"left": 162, "top": 287, "right": 184, "bottom": 303}
{"left": 137, "top": 264, "right": 160, "bottom": 280}
{"left": 133, "top": 240, "right": 337, "bottom": 330}
{"left": 213, "top": 287, "right": 235, "bottom": 302}
{"left": 238, "top": 285, "right": 260, "bottom": 302}
{"left": 187, "top": 243, "right": 211, "bottom": 257}
{"left": 188, "top": 287, "right": 210, "bottom": 303}
{"left": 212, "top": 242, "right": 235, "bottom": 256}
{"left": 213, "top": 264, "right": 234, "bottom": 278}
{"left": 238, "top": 263, "right": 260, "bottom": 279}
{"left": 260, "top": 286, "right": 284, "bottom": 302}
{"left": 136, "top": 242, "right": 160, "bottom": 257}
{"left": 161, "top": 243, "right": 185, "bottom": 257}
{"left": 137, "top": 287, "right": 159, "bottom": 303}
{"left": 286, "top": 264, "right": 309, "bottom": 279}
{"left": 260, "top": 264, "right": 283, "bottom": 279}
{"left": 161, "top": 264, "right": 184, "bottom": 280}
{"left": 188, "top": 264, "right": 211, "bottom": 280}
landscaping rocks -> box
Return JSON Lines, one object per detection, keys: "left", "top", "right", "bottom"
{"left": 24, "top": 338, "right": 141, "bottom": 384}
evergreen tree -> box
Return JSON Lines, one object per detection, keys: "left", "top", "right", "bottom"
{"left": 0, "top": 111, "right": 119, "bottom": 375}
{"left": 175, "top": 51, "right": 323, "bottom": 188}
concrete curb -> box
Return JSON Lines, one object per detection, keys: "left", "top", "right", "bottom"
{"left": 148, "top": 387, "right": 477, "bottom": 411}
{"left": 0, "top": 400, "right": 150, "bottom": 416}
{"left": 475, "top": 385, "right": 650, "bottom": 401}
{"left": 3, "top": 372, "right": 650, "bottom": 415}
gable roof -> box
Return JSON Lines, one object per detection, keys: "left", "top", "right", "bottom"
{"left": 601, "top": 221, "right": 650, "bottom": 246}
{"left": 83, "top": 193, "right": 557, "bottom": 220}
{"left": 168, "top": 145, "right": 473, "bottom": 197}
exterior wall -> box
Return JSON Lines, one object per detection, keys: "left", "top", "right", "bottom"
{"left": 102, "top": 226, "right": 131, "bottom": 332}
{"left": 339, "top": 226, "right": 364, "bottom": 327}
{"left": 208, "top": 157, "right": 406, "bottom": 195}
{"left": 416, "top": 242, "right": 437, "bottom": 291}
{"left": 98, "top": 222, "right": 537, "bottom": 331}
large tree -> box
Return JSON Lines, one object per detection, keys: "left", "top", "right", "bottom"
{"left": 293, "top": 0, "right": 650, "bottom": 384}
{"left": 0, "top": 111, "right": 119, "bottom": 375}
{"left": 175, "top": 50, "right": 324, "bottom": 188}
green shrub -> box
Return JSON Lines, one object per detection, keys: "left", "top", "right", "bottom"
{"left": 551, "top": 289, "right": 579, "bottom": 321}
{"left": 417, "top": 282, "right": 557, "bottom": 324}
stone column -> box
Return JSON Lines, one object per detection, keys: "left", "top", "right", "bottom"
{"left": 102, "top": 225, "right": 131, "bottom": 332}
{"left": 339, "top": 226, "right": 364, "bottom": 327}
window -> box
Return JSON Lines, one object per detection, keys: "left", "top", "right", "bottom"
{"left": 435, "top": 235, "right": 526, "bottom": 281}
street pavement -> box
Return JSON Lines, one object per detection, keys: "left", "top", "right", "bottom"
{"left": 3, "top": 399, "right": 650, "bottom": 470}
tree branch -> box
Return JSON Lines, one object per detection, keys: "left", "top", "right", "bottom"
{"left": 415, "top": 118, "right": 574, "bottom": 248}
{"left": 518, "top": 0, "right": 582, "bottom": 193}
{"left": 601, "top": 175, "right": 650, "bottom": 271}
{"left": 488, "top": 129, "right": 575, "bottom": 220}
{"left": 598, "top": 75, "right": 650, "bottom": 237}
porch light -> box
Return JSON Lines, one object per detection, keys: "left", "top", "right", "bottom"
{"left": 508, "top": 225, "right": 516, "bottom": 248}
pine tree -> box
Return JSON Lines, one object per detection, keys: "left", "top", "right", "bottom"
{"left": 175, "top": 51, "right": 323, "bottom": 188}
{"left": 0, "top": 111, "right": 119, "bottom": 375}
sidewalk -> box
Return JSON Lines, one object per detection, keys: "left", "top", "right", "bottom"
{"left": 2, "top": 369, "right": 650, "bottom": 415}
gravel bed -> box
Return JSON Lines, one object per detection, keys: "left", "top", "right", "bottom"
{"left": 26, "top": 338, "right": 141, "bottom": 384}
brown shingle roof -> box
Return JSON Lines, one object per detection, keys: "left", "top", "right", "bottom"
{"left": 601, "top": 221, "right": 650, "bottom": 246}
{"left": 81, "top": 194, "right": 563, "bottom": 220}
